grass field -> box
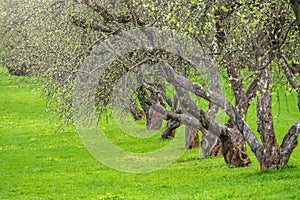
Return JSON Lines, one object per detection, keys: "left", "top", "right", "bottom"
{"left": 1, "top": 66, "right": 300, "bottom": 199}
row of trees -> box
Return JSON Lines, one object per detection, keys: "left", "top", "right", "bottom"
{"left": 0, "top": 0, "right": 300, "bottom": 169}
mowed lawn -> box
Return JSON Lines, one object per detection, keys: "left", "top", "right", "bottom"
{"left": 0, "top": 66, "right": 300, "bottom": 200}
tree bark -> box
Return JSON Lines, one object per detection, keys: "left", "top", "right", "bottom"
{"left": 161, "top": 119, "right": 179, "bottom": 139}
{"left": 281, "top": 55, "right": 300, "bottom": 111}
{"left": 129, "top": 98, "right": 146, "bottom": 120}
{"left": 168, "top": 83, "right": 252, "bottom": 166}
{"left": 257, "top": 66, "right": 281, "bottom": 169}
{"left": 280, "top": 120, "right": 300, "bottom": 167}
{"left": 219, "top": 128, "right": 251, "bottom": 167}
{"left": 146, "top": 108, "right": 164, "bottom": 130}
{"left": 160, "top": 62, "right": 264, "bottom": 162}
{"left": 201, "top": 65, "right": 223, "bottom": 156}
{"left": 201, "top": 128, "right": 222, "bottom": 157}
{"left": 213, "top": 4, "right": 253, "bottom": 160}
{"left": 186, "top": 126, "right": 200, "bottom": 149}
{"left": 290, "top": 0, "right": 300, "bottom": 35}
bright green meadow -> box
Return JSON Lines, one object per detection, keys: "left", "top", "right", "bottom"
{"left": 0, "top": 66, "right": 300, "bottom": 199}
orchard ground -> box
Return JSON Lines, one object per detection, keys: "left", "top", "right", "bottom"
{"left": 0, "top": 66, "right": 300, "bottom": 199}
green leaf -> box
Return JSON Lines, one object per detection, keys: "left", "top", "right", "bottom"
{"left": 221, "top": 5, "right": 229, "bottom": 13}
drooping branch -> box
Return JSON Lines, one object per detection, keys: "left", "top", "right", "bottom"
{"left": 71, "top": 15, "right": 118, "bottom": 33}
{"left": 145, "top": 83, "right": 184, "bottom": 139}
{"left": 281, "top": 55, "right": 300, "bottom": 111}
{"left": 84, "top": 0, "right": 135, "bottom": 25}
{"left": 151, "top": 84, "right": 251, "bottom": 166}
{"left": 175, "top": 80, "right": 251, "bottom": 165}
{"left": 162, "top": 119, "right": 180, "bottom": 139}
{"left": 144, "top": 83, "right": 173, "bottom": 108}
{"left": 159, "top": 61, "right": 263, "bottom": 162}
{"left": 84, "top": 0, "right": 114, "bottom": 22}
{"left": 151, "top": 102, "right": 203, "bottom": 131}
{"left": 160, "top": 61, "right": 239, "bottom": 124}
{"left": 175, "top": 88, "right": 225, "bottom": 137}
{"left": 151, "top": 96, "right": 227, "bottom": 139}
{"left": 281, "top": 55, "right": 300, "bottom": 88}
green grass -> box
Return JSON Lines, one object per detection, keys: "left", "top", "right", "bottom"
{"left": 1, "top": 66, "right": 300, "bottom": 199}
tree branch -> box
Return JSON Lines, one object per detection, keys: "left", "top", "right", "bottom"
{"left": 281, "top": 54, "right": 300, "bottom": 111}
{"left": 159, "top": 60, "right": 263, "bottom": 161}
{"left": 290, "top": 0, "right": 300, "bottom": 36}
{"left": 143, "top": 83, "right": 173, "bottom": 108}
{"left": 227, "top": 62, "right": 249, "bottom": 118}
{"left": 280, "top": 119, "right": 300, "bottom": 166}
{"left": 151, "top": 102, "right": 203, "bottom": 130}
{"left": 71, "top": 15, "right": 118, "bottom": 33}
{"left": 84, "top": 0, "right": 113, "bottom": 22}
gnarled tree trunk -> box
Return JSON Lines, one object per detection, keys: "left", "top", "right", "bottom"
{"left": 186, "top": 126, "right": 200, "bottom": 149}
{"left": 147, "top": 108, "right": 164, "bottom": 130}
{"left": 201, "top": 128, "right": 222, "bottom": 157}
{"left": 161, "top": 119, "right": 179, "bottom": 139}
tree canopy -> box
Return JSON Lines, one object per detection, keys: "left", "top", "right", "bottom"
{"left": 0, "top": 0, "right": 300, "bottom": 169}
